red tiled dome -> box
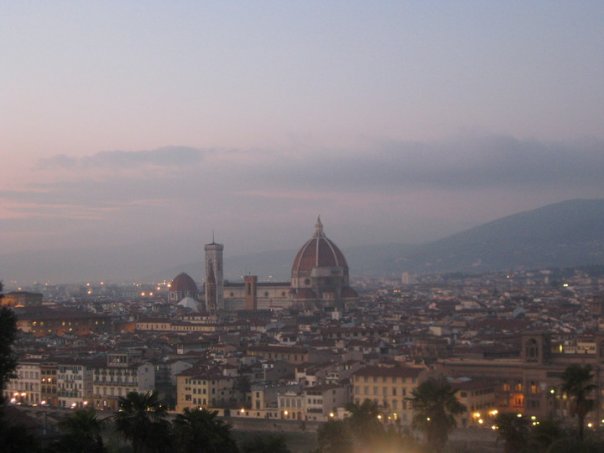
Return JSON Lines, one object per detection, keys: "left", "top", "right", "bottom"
{"left": 291, "top": 217, "right": 348, "bottom": 276}
{"left": 171, "top": 272, "right": 198, "bottom": 295}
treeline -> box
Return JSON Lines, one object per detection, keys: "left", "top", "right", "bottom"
{"left": 0, "top": 392, "right": 291, "bottom": 453}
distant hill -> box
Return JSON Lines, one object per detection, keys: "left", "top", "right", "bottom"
{"left": 157, "top": 199, "right": 604, "bottom": 282}
{"left": 396, "top": 199, "right": 604, "bottom": 274}
{"left": 4, "top": 199, "right": 602, "bottom": 284}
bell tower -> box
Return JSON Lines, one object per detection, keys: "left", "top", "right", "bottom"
{"left": 204, "top": 235, "right": 224, "bottom": 312}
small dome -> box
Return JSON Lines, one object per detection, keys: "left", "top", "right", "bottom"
{"left": 171, "top": 273, "right": 198, "bottom": 295}
{"left": 177, "top": 297, "right": 201, "bottom": 312}
{"left": 291, "top": 217, "right": 348, "bottom": 277}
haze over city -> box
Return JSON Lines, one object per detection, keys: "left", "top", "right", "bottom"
{"left": 2, "top": 1, "right": 604, "bottom": 283}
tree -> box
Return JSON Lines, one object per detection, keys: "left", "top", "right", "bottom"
{"left": 0, "top": 282, "right": 37, "bottom": 452}
{"left": 114, "top": 391, "right": 172, "bottom": 453}
{"left": 0, "top": 283, "right": 18, "bottom": 396}
{"left": 409, "top": 376, "right": 466, "bottom": 452}
{"left": 172, "top": 407, "right": 238, "bottom": 453}
{"left": 560, "top": 364, "right": 596, "bottom": 441}
{"left": 316, "top": 420, "right": 354, "bottom": 453}
{"left": 527, "top": 416, "right": 565, "bottom": 453}
{"left": 49, "top": 408, "right": 107, "bottom": 453}
{"left": 495, "top": 413, "right": 530, "bottom": 453}
{"left": 240, "top": 433, "right": 290, "bottom": 453}
{"left": 345, "top": 399, "right": 384, "bottom": 444}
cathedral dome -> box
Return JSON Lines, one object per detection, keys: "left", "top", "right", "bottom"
{"left": 291, "top": 217, "right": 348, "bottom": 277}
{"left": 169, "top": 272, "right": 198, "bottom": 302}
{"left": 291, "top": 217, "right": 348, "bottom": 301}
{"left": 171, "top": 273, "right": 198, "bottom": 294}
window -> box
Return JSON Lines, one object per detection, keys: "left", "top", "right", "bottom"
{"left": 525, "top": 339, "right": 539, "bottom": 361}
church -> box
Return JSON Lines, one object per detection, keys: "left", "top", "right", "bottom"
{"left": 169, "top": 217, "right": 358, "bottom": 312}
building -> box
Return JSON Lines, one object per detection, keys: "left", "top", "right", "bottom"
{"left": 2, "top": 360, "right": 42, "bottom": 405}
{"left": 56, "top": 359, "right": 95, "bottom": 409}
{"left": 351, "top": 365, "right": 429, "bottom": 425}
{"left": 223, "top": 280, "right": 291, "bottom": 311}
{"left": 91, "top": 353, "right": 155, "bottom": 411}
{"left": 290, "top": 217, "right": 357, "bottom": 310}
{"left": 40, "top": 361, "right": 58, "bottom": 406}
{"left": 175, "top": 368, "right": 240, "bottom": 412}
{"left": 246, "top": 345, "right": 311, "bottom": 365}
{"left": 450, "top": 378, "right": 497, "bottom": 427}
{"left": 303, "top": 384, "right": 350, "bottom": 421}
{"left": 216, "top": 218, "right": 358, "bottom": 311}
{"left": 204, "top": 240, "right": 224, "bottom": 312}
{"left": 15, "top": 307, "right": 110, "bottom": 337}
{"left": 438, "top": 332, "right": 604, "bottom": 424}
{"left": 1, "top": 291, "right": 43, "bottom": 308}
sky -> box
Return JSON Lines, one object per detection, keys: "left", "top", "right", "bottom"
{"left": 1, "top": 1, "right": 604, "bottom": 283}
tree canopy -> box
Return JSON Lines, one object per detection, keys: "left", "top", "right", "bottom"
{"left": 560, "top": 364, "right": 596, "bottom": 441}
{"left": 409, "top": 376, "right": 466, "bottom": 452}
{"left": 114, "top": 391, "right": 172, "bottom": 453}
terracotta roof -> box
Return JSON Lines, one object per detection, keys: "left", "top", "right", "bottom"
{"left": 171, "top": 273, "right": 198, "bottom": 294}
{"left": 291, "top": 218, "right": 348, "bottom": 276}
{"left": 353, "top": 365, "right": 423, "bottom": 379}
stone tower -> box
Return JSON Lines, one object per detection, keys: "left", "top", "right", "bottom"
{"left": 244, "top": 275, "right": 258, "bottom": 311}
{"left": 204, "top": 237, "right": 224, "bottom": 312}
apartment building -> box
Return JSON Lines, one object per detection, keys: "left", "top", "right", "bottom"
{"left": 351, "top": 365, "right": 428, "bottom": 425}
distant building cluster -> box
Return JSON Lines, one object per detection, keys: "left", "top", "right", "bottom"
{"left": 3, "top": 222, "right": 604, "bottom": 436}
{"left": 168, "top": 217, "right": 358, "bottom": 313}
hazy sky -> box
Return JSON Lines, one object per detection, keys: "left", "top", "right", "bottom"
{"left": 1, "top": 1, "right": 604, "bottom": 282}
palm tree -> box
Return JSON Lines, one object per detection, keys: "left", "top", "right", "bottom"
{"left": 52, "top": 408, "right": 106, "bottom": 453}
{"left": 409, "top": 376, "right": 466, "bottom": 452}
{"left": 560, "top": 364, "right": 596, "bottom": 441}
{"left": 114, "top": 391, "right": 172, "bottom": 453}
{"left": 172, "top": 407, "right": 238, "bottom": 453}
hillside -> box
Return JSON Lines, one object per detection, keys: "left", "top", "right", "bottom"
{"left": 397, "top": 199, "right": 604, "bottom": 274}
